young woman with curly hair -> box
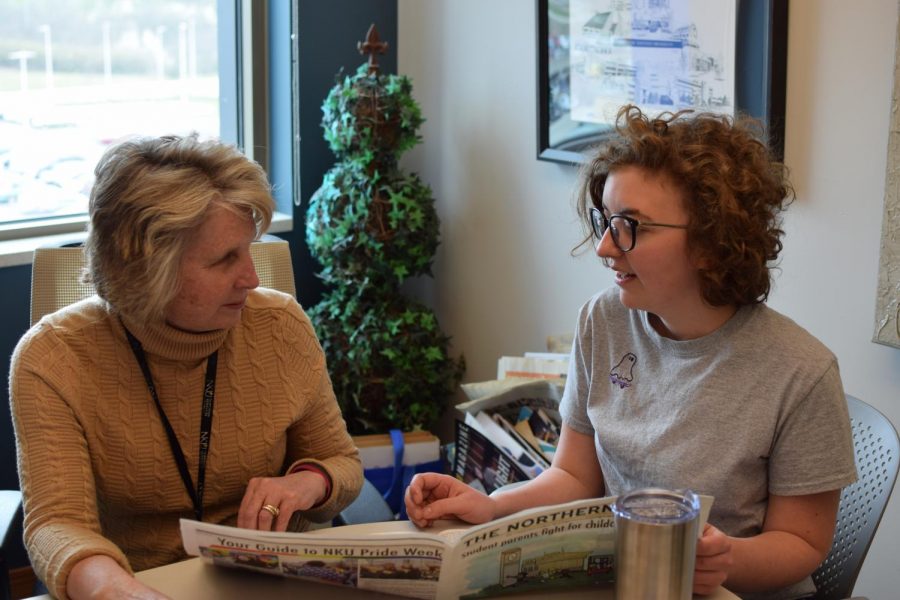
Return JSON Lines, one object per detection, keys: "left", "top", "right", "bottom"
{"left": 406, "top": 106, "right": 856, "bottom": 600}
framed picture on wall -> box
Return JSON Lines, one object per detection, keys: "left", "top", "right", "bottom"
{"left": 536, "top": 0, "right": 788, "bottom": 164}
{"left": 874, "top": 10, "right": 900, "bottom": 350}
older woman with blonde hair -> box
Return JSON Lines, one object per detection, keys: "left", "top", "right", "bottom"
{"left": 10, "top": 134, "right": 362, "bottom": 599}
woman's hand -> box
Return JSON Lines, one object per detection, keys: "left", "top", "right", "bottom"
{"left": 238, "top": 470, "right": 328, "bottom": 532}
{"left": 67, "top": 555, "right": 171, "bottom": 600}
{"left": 405, "top": 473, "right": 497, "bottom": 528}
{"left": 693, "top": 523, "right": 733, "bottom": 595}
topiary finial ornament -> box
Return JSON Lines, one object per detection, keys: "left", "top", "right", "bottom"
{"left": 357, "top": 24, "right": 388, "bottom": 76}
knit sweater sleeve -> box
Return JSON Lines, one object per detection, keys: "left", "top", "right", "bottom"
{"left": 9, "top": 321, "right": 132, "bottom": 600}
{"left": 261, "top": 292, "right": 363, "bottom": 523}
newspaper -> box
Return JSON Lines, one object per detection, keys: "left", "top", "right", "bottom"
{"left": 452, "top": 419, "right": 532, "bottom": 493}
{"left": 181, "top": 494, "right": 712, "bottom": 599}
{"left": 458, "top": 378, "right": 565, "bottom": 424}
{"left": 454, "top": 379, "right": 566, "bottom": 491}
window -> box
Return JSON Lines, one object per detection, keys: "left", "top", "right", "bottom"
{"left": 0, "top": 0, "right": 292, "bottom": 262}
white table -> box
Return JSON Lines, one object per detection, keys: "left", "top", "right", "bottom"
{"left": 26, "top": 556, "right": 740, "bottom": 599}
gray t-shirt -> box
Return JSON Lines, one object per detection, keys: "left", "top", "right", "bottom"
{"left": 560, "top": 287, "right": 857, "bottom": 600}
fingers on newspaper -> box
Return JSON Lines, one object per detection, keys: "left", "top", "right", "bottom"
{"left": 181, "top": 494, "right": 713, "bottom": 600}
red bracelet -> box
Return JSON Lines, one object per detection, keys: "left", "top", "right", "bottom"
{"left": 289, "top": 463, "right": 332, "bottom": 507}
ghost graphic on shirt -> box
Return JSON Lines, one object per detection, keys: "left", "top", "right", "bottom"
{"left": 610, "top": 353, "right": 637, "bottom": 389}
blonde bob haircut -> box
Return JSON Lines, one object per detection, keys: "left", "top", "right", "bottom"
{"left": 85, "top": 134, "right": 274, "bottom": 323}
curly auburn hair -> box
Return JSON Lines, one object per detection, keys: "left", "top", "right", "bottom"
{"left": 575, "top": 104, "right": 794, "bottom": 306}
{"left": 85, "top": 134, "right": 274, "bottom": 323}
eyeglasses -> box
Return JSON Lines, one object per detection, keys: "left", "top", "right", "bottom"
{"left": 589, "top": 207, "right": 688, "bottom": 253}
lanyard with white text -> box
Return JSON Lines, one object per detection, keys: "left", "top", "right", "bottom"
{"left": 123, "top": 326, "right": 217, "bottom": 521}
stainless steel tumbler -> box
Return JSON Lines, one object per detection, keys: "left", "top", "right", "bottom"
{"left": 613, "top": 487, "right": 700, "bottom": 600}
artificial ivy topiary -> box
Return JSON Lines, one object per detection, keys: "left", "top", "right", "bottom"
{"left": 321, "top": 63, "right": 423, "bottom": 166}
{"left": 309, "top": 285, "right": 464, "bottom": 433}
{"left": 307, "top": 162, "right": 438, "bottom": 285}
{"left": 306, "top": 32, "right": 464, "bottom": 435}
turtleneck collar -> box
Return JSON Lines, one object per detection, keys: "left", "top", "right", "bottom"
{"left": 118, "top": 312, "right": 229, "bottom": 362}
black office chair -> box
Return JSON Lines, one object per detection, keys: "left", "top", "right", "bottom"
{"left": 811, "top": 394, "right": 899, "bottom": 600}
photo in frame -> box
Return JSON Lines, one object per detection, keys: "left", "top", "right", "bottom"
{"left": 537, "top": 0, "right": 788, "bottom": 164}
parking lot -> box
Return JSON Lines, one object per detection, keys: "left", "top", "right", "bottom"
{"left": 0, "top": 72, "right": 218, "bottom": 223}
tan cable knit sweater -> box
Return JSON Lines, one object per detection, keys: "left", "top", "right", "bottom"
{"left": 9, "top": 287, "right": 362, "bottom": 598}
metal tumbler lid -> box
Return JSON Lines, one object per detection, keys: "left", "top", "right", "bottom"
{"left": 612, "top": 487, "right": 700, "bottom": 525}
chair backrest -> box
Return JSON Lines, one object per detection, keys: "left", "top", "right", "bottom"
{"left": 248, "top": 237, "right": 297, "bottom": 299}
{"left": 811, "top": 394, "right": 899, "bottom": 600}
{"left": 30, "top": 236, "right": 296, "bottom": 327}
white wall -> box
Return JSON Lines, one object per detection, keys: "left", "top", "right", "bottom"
{"left": 398, "top": 0, "right": 900, "bottom": 597}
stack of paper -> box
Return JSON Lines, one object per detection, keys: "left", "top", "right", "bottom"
{"left": 496, "top": 355, "right": 569, "bottom": 380}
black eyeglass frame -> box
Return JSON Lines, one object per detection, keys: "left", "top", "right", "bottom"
{"left": 589, "top": 207, "right": 688, "bottom": 253}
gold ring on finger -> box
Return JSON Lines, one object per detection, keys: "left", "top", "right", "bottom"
{"left": 261, "top": 503, "right": 280, "bottom": 518}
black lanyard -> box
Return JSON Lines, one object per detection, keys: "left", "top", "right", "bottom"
{"left": 123, "top": 326, "right": 217, "bottom": 521}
